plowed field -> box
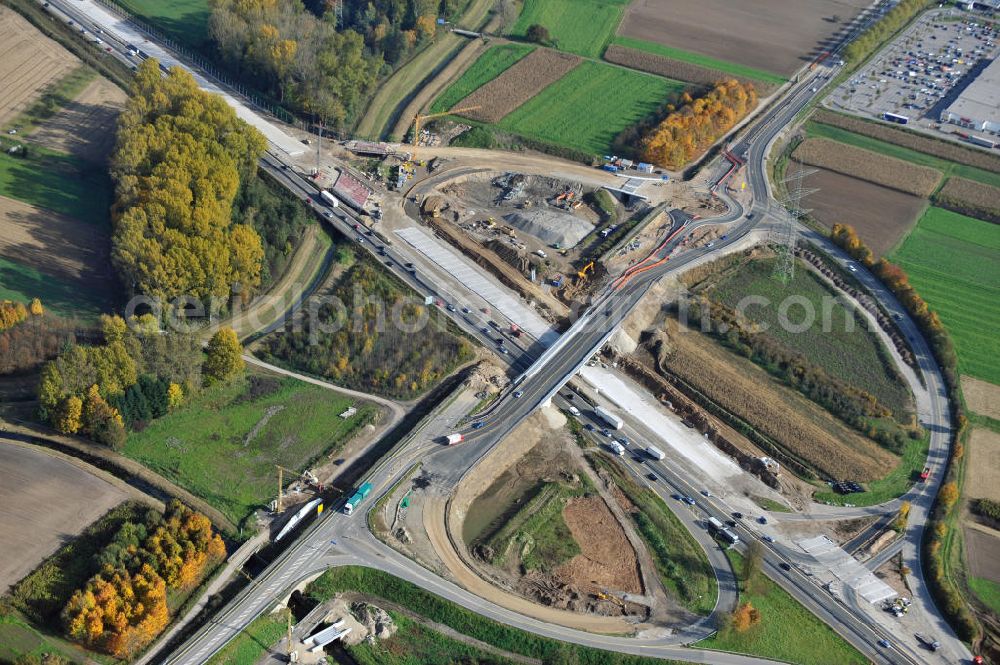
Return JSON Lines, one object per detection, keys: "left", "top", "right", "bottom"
{"left": 793, "top": 138, "right": 942, "bottom": 197}
{"left": 457, "top": 49, "right": 581, "bottom": 123}
{"left": 0, "top": 6, "right": 79, "bottom": 127}
{"left": 557, "top": 496, "right": 642, "bottom": 594}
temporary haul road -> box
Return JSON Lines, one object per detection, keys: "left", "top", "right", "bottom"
{"left": 36, "top": 1, "right": 968, "bottom": 663}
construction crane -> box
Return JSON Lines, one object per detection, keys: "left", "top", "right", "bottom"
{"left": 411, "top": 106, "right": 481, "bottom": 161}
{"left": 275, "top": 465, "right": 320, "bottom": 513}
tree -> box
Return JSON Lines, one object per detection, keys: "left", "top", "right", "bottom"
{"left": 55, "top": 395, "right": 83, "bottom": 434}
{"left": 743, "top": 540, "right": 763, "bottom": 584}
{"left": 167, "top": 382, "right": 184, "bottom": 409}
{"left": 731, "top": 602, "right": 761, "bottom": 632}
{"left": 525, "top": 23, "right": 550, "bottom": 44}
{"left": 84, "top": 384, "right": 127, "bottom": 449}
{"left": 203, "top": 328, "right": 244, "bottom": 384}
{"left": 29, "top": 298, "right": 44, "bottom": 316}
{"left": 939, "top": 482, "right": 959, "bottom": 510}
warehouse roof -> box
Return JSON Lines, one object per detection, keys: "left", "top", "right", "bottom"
{"left": 942, "top": 57, "right": 1000, "bottom": 124}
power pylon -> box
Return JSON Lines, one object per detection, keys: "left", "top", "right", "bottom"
{"left": 772, "top": 164, "right": 817, "bottom": 283}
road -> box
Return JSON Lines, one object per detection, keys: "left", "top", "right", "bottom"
{"left": 36, "top": 1, "right": 968, "bottom": 662}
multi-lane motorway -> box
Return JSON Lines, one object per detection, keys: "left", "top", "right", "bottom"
{"left": 34, "top": 0, "right": 969, "bottom": 662}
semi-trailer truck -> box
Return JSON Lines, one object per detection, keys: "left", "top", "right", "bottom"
{"left": 720, "top": 528, "right": 740, "bottom": 545}
{"left": 646, "top": 445, "right": 665, "bottom": 460}
{"left": 343, "top": 482, "right": 373, "bottom": 515}
{"left": 707, "top": 516, "right": 724, "bottom": 531}
{"left": 445, "top": 433, "right": 464, "bottom": 445}
{"left": 594, "top": 406, "right": 624, "bottom": 430}
{"left": 321, "top": 190, "right": 340, "bottom": 207}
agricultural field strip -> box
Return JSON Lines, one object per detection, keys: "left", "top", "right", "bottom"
{"left": 608, "top": 37, "right": 786, "bottom": 85}
{"left": 793, "top": 137, "right": 942, "bottom": 197}
{"left": 431, "top": 44, "right": 535, "bottom": 115}
{"left": 510, "top": 0, "right": 629, "bottom": 59}
{"left": 456, "top": 49, "right": 581, "bottom": 124}
{"left": 603, "top": 45, "right": 778, "bottom": 96}
{"left": 934, "top": 177, "right": 1000, "bottom": 219}
{"left": 497, "top": 60, "right": 683, "bottom": 156}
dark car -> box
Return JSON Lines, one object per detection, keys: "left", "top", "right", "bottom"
{"left": 671, "top": 494, "right": 683, "bottom": 501}
{"left": 472, "top": 421, "right": 485, "bottom": 430}
{"left": 633, "top": 455, "right": 644, "bottom": 464}
{"left": 647, "top": 473, "right": 657, "bottom": 481}
{"left": 758, "top": 515, "right": 768, "bottom": 525}
{"left": 779, "top": 562, "right": 791, "bottom": 571}
{"left": 584, "top": 423, "right": 595, "bottom": 431}
{"left": 732, "top": 512, "right": 743, "bottom": 519}
{"left": 726, "top": 520, "right": 737, "bottom": 528}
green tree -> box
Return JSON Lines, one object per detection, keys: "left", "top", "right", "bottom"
{"left": 203, "top": 328, "right": 244, "bottom": 384}
{"left": 525, "top": 24, "right": 550, "bottom": 44}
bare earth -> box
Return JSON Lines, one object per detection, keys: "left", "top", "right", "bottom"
{"left": 797, "top": 165, "right": 927, "bottom": 256}
{"left": 557, "top": 496, "right": 643, "bottom": 595}
{"left": 0, "top": 195, "right": 115, "bottom": 285}
{"left": 458, "top": 49, "right": 581, "bottom": 123}
{"left": 28, "top": 76, "right": 127, "bottom": 163}
{"left": 962, "top": 375, "right": 1000, "bottom": 420}
{"left": 0, "top": 5, "right": 79, "bottom": 127}
{"left": 964, "top": 526, "right": 1000, "bottom": 584}
{"left": 618, "top": 0, "right": 870, "bottom": 77}
{"left": 966, "top": 428, "right": 1000, "bottom": 504}
{"left": 0, "top": 443, "right": 126, "bottom": 593}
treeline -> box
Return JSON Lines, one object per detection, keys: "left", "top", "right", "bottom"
{"left": 61, "top": 501, "right": 225, "bottom": 658}
{"left": 640, "top": 80, "right": 757, "bottom": 170}
{"left": 111, "top": 60, "right": 267, "bottom": 305}
{"left": 208, "top": 0, "right": 457, "bottom": 126}
{"left": 972, "top": 498, "right": 1000, "bottom": 523}
{"left": 235, "top": 174, "right": 312, "bottom": 288}
{"left": 843, "top": 0, "right": 929, "bottom": 64}
{"left": 0, "top": 312, "right": 78, "bottom": 376}
{"left": 260, "top": 257, "right": 473, "bottom": 399}
{"left": 830, "top": 223, "right": 977, "bottom": 641}
{"left": 686, "top": 296, "right": 913, "bottom": 453}
{"left": 38, "top": 315, "right": 243, "bottom": 445}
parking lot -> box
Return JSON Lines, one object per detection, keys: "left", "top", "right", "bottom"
{"left": 825, "top": 8, "right": 999, "bottom": 144}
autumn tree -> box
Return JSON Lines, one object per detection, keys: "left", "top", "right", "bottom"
{"left": 731, "top": 602, "right": 761, "bottom": 632}
{"left": 167, "top": 382, "right": 184, "bottom": 409}
{"left": 83, "top": 384, "right": 128, "bottom": 449}
{"left": 204, "top": 328, "right": 244, "bottom": 384}
{"left": 0, "top": 300, "right": 28, "bottom": 330}
{"left": 939, "top": 482, "right": 959, "bottom": 510}
{"left": 29, "top": 298, "right": 44, "bottom": 316}
{"left": 54, "top": 395, "right": 83, "bottom": 434}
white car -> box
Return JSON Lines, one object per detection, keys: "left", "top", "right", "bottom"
{"left": 847, "top": 263, "right": 858, "bottom": 272}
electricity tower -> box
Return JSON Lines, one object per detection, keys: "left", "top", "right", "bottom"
{"left": 772, "top": 164, "right": 817, "bottom": 283}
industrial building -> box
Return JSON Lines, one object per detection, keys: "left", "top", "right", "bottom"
{"left": 939, "top": 57, "right": 1000, "bottom": 133}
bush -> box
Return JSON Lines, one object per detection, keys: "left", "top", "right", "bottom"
{"left": 525, "top": 24, "right": 550, "bottom": 45}
{"left": 972, "top": 498, "right": 1000, "bottom": 522}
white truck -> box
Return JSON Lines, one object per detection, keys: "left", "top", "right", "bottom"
{"left": 445, "top": 433, "right": 464, "bottom": 445}
{"left": 594, "top": 406, "right": 624, "bottom": 430}
{"left": 608, "top": 441, "right": 625, "bottom": 456}
{"left": 320, "top": 190, "right": 340, "bottom": 208}
{"left": 646, "top": 445, "right": 665, "bottom": 460}
{"left": 706, "top": 516, "right": 724, "bottom": 531}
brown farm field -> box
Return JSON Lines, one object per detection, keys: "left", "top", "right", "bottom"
{"left": 0, "top": 6, "right": 80, "bottom": 127}
{"left": 793, "top": 138, "right": 942, "bottom": 197}
{"left": 457, "top": 49, "right": 580, "bottom": 124}
{"left": 558, "top": 495, "right": 643, "bottom": 595}
{"left": 27, "top": 77, "right": 127, "bottom": 163}
{"left": 603, "top": 44, "right": 777, "bottom": 95}
{"left": 0, "top": 443, "right": 128, "bottom": 593}
{"left": 934, "top": 176, "right": 1000, "bottom": 224}
{"left": 617, "top": 0, "right": 870, "bottom": 77}
{"left": 962, "top": 376, "right": 1000, "bottom": 420}
{"left": 964, "top": 527, "right": 1000, "bottom": 584}
{"left": 794, "top": 164, "right": 927, "bottom": 256}
{"left": 966, "top": 428, "right": 1000, "bottom": 504}
{"left": 653, "top": 317, "right": 897, "bottom": 482}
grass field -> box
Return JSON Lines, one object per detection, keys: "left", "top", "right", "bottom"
{"left": 609, "top": 37, "right": 786, "bottom": 85}
{"left": 889, "top": 207, "right": 1000, "bottom": 384}
{"left": 116, "top": 0, "right": 210, "bottom": 48}
{"left": 486, "top": 480, "right": 585, "bottom": 572}
{"left": 306, "top": 566, "right": 692, "bottom": 665}
{"left": 122, "top": 373, "right": 374, "bottom": 525}
{"left": 510, "top": 0, "right": 628, "bottom": 58}
{"left": 349, "top": 612, "right": 519, "bottom": 665}
{"left": 498, "top": 60, "right": 681, "bottom": 156}
{"left": 698, "top": 551, "right": 867, "bottom": 665}
{"left": 0, "top": 613, "right": 88, "bottom": 664}
{"left": 430, "top": 43, "right": 535, "bottom": 114}
{"left": 0, "top": 146, "right": 111, "bottom": 226}
{"left": 969, "top": 577, "right": 1000, "bottom": 617}
{"left": 708, "top": 257, "right": 913, "bottom": 418}
{"left": 205, "top": 612, "right": 287, "bottom": 665}
{"left": 589, "top": 453, "right": 717, "bottom": 615}
{"left": 0, "top": 255, "right": 112, "bottom": 319}
{"left": 806, "top": 122, "right": 1000, "bottom": 190}
{"left": 814, "top": 432, "right": 928, "bottom": 505}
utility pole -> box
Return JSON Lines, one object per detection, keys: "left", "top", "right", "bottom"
{"left": 773, "top": 164, "right": 817, "bottom": 283}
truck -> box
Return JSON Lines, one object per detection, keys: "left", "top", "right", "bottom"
{"left": 608, "top": 441, "right": 625, "bottom": 456}
{"left": 920, "top": 466, "right": 931, "bottom": 481}
{"left": 646, "top": 445, "right": 665, "bottom": 461}
{"left": 510, "top": 323, "right": 522, "bottom": 338}
{"left": 915, "top": 633, "right": 940, "bottom": 651}
{"left": 706, "top": 516, "right": 724, "bottom": 531}
{"left": 445, "top": 433, "right": 464, "bottom": 445}
{"left": 568, "top": 406, "right": 581, "bottom": 416}
{"left": 594, "top": 406, "right": 624, "bottom": 430}
{"left": 320, "top": 190, "right": 340, "bottom": 208}
{"left": 719, "top": 528, "right": 740, "bottom": 546}
{"left": 343, "top": 482, "right": 373, "bottom": 515}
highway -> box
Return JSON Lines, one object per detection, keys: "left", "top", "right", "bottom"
{"left": 35, "top": 0, "right": 969, "bottom": 662}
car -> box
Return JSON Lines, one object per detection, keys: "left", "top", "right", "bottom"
{"left": 633, "top": 455, "right": 645, "bottom": 464}
{"left": 732, "top": 511, "right": 743, "bottom": 519}
{"left": 324, "top": 211, "right": 333, "bottom": 218}
{"left": 446, "top": 304, "right": 456, "bottom": 312}
{"left": 602, "top": 428, "right": 611, "bottom": 437}
{"left": 758, "top": 515, "right": 768, "bottom": 525}
{"left": 618, "top": 437, "right": 629, "bottom": 447}
{"left": 462, "top": 307, "right": 471, "bottom": 314}
{"left": 585, "top": 423, "right": 595, "bottom": 431}
{"left": 725, "top": 520, "right": 737, "bottom": 528}
{"left": 513, "top": 390, "right": 524, "bottom": 398}
{"left": 472, "top": 421, "right": 485, "bottom": 430}
{"left": 877, "top": 639, "right": 891, "bottom": 649}
{"left": 847, "top": 263, "right": 858, "bottom": 272}
{"left": 671, "top": 494, "right": 683, "bottom": 501}
{"left": 682, "top": 496, "right": 696, "bottom": 506}
{"left": 700, "top": 490, "right": 712, "bottom": 497}
{"left": 498, "top": 346, "right": 509, "bottom": 355}
{"left": 356, "top": 236, "right": 365, "bottom": 243}
{"left": 405, "top": 262, "right": 415, "bottom": 269}
{"left": 779, "top": 562, "right": 791, "bottom": 571}
{"left": 647, "top": 473, "right": 657, "bottom": 481}
{"left": 384, "top": 261, "right": 393, "bottom": 267}
{"left": 763, "top": 535, "right": 775, "bottom": 543}
{"left": 481, "top": 327, "right": 490, "bottom": 334}
{"left": 354, "top": 223, "right": 361, "bottom": 231}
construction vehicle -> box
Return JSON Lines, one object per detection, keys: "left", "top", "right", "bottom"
{"left": 344, "top": 482, "right": 374, "bottom": 515}
{"left": 411, "top": 106, "right": 481, "bottom": 161}
{"left": 275, "top": 465, "right": 321, "bottom": 513}
{"left": 920, "top": 466, "right": 931, "bottom": 481}
{"left": 595, "top": 406, "right": 623, "bottom": 430}
{"left": 577, "top": 261, "right": 595, "bottom": 280}
{"left": 445, "top": 433, "right": 464, "bottom": 445}
{"left": 595, "top": 591, "right": 626, "bottom": 609}
{"left": 915, "top": 633, "right": 940, "bottom": 651}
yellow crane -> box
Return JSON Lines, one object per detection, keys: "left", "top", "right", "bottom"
{"left": 411, "top": 106, "right": 481, "bottom": 161}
